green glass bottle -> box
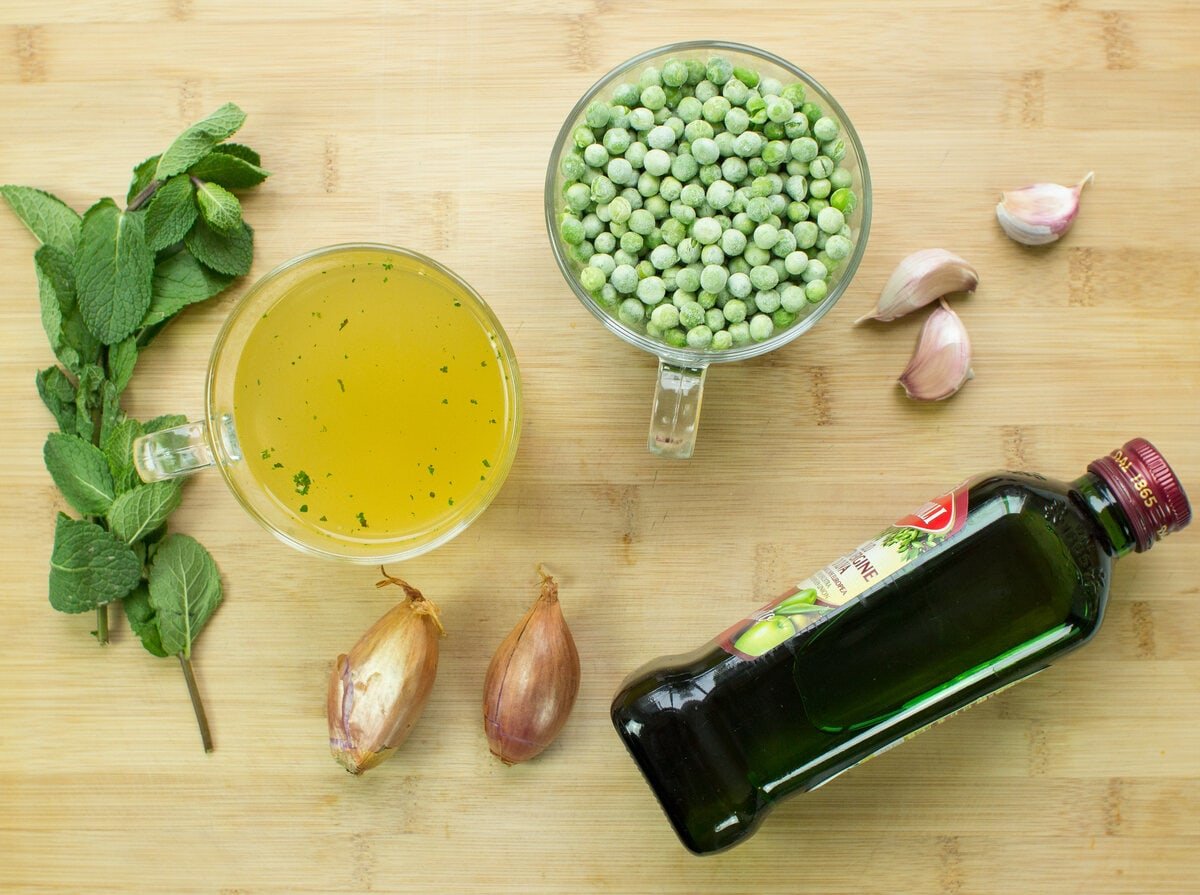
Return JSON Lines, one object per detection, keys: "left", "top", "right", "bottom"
{"left": 611, "top": 438, "right": 1191, "bottom": 854}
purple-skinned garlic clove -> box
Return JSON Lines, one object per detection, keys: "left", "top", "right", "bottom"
{"left": 995, "top": 172, "right": 1093, "bottom": 246}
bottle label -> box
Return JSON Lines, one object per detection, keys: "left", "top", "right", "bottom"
{"left": 719, "top": 482, "right": 972, "bottom": 659}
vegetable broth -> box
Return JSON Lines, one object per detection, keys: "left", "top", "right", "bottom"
{"left": 233, "top": 249, "right": 510, "bottom": 541}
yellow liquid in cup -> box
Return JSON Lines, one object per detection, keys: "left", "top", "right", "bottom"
{"left": 233, "top": 249, "right": 511, "bottom": 542}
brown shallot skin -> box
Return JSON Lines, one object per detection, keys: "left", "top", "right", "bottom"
{"left": 327, "top": 570, "right": 444, "bottom": 775}
{"left": 483, "top": 567, "right": 581, "bottom": 764}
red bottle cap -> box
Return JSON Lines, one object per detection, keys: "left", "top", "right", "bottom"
{"left": 1088, "top": 438, "right": 1191, "bottom": 552}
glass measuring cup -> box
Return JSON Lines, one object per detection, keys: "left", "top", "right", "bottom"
{"left": 545, "top": 42, "right": 871, "bottom": 459}
{"left": 133, "top": 243, "right": 522, "bottom": 562}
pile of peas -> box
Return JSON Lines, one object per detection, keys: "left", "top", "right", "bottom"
{"left": 557, "top": 55, "right": 859, "bottom": 351}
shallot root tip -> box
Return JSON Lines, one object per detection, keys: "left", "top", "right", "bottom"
{"left": 536, "top": 564, "right": 559, "bottom": 603}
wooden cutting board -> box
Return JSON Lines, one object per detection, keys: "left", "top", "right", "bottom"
{"left": 1, "top": 1, "right": 1197, "bottom": 892}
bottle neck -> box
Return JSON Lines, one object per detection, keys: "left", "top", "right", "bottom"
{"left": 1071, "top": 473, "right": 1137, "bottom": 559}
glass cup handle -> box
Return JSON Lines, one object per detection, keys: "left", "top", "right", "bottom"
{"left": 133, "top": 418, "right": 234, "bottom": 482}
{"left": 648, "top": 361, "right": 708, "bottom": 460}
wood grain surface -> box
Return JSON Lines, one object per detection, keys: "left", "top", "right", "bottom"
{"left": 1, "top": 2, "right": 1198, "bottom": 893}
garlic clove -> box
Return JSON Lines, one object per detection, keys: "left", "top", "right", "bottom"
{"left": 898, "top": 299, "right": 972, "bottom": 402}
{"left": 995, "top": 172, "right": 1093, "bottom": 246}
{"left": 856, "top": 249, "right": 979, "bottom": 324}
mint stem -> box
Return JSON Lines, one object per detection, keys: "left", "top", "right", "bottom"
{"left": 127, "top": 180, "right": 161, "bottom": 212}
{"left": 95, "top": 604, "right": 109, "bottom": 645}
{"left": 178, "top": 654, "right": 213, "bottom": 753}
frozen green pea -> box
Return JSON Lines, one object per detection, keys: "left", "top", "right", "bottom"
{"left": 668, "top": 153, "right": 698, "bottom": 182}
{"left": 809, "top": 156, "right": 834, "bottom": 179}
{"left": 760, "top": 77, "right": 783, "bottom": 97}
{"left": 613, "top": 82, "right": 640, "bottom": 107}
{"left": 754, "top": 289, "right": 781, "bottom": 313}
{"left": 720, "top": 228, "right": 747, "bottom": 256}
{"left": 664, "top": 327, "right": 688, "bottom": 347}
{"left": 723, "top": 296, "right": 749, "bottom": 323}
{"left": 732, "top": 212, "right": 755, "bottom": 235}
{"left": 817, "top": 250, "right": 838, "bottom": 272}
{"left": 641, "top": 85, "right": 666, "bottom": 111}
{"left": 597, "top": 283, "right": 619, "bottom": 307}
{"left": 700, "top": 264, "right": 728, "bottom": 293}
{"left": 675, "top": 266, "right": 701, "bottom": 293}
{"left": 808, "top": 197, "right": 829, "bottom": 217}
{"left": 684, "top": 118, "right": 714, "bottom": 143}
{"left": 585, "top": 101, "right": 611, "bottom": 129}
{"left": 700, "top": 244, "right": 725, "bottom": 266}
{"left": 753, "top": 223, "right": 780, "bottom": 250}
{"left": 641, "top": 151, "right": 669, "bottom": 178}
{"left": 560, "top": 215, "right": 585, "bottom": 245}
{"left": 650, "top": 244, "right": 678, "bottom": 270}
{"left": 697, "top": 163, "right": 721, "bottom": 187}
{"left": 705, "top": 179, "right": 734, "bottom": 210}
{"left": 647, "top": 125, "right": 676, "bottom": 150}
{"left": 673, "top": 290, "right": 695, "bottom": 309}
{"left": 692, "top": 217, "right": 722, "bottom": 245}
{"left": 729, "top": 320, "right": 751, "bottom": 344}
{"left": 830, "top": 187, "right": 857, "bottom": 215}
{"left": 690, "top": 137, "right": 719, "bottom": 165}
{"left": 787, "top": 160, "right": 810, "bottom": 177}
{"left": 747, "top": 157, "right": 768, "bottom": 178}
{"left": 661, "top": 217, "right": 687, "bottom": 246}
{"left": 706, "top": 56, "right": 733, "bottom": 85}
{"left": 645, "top": 229, "right": 664, "bottom": 251}
{"left": 784, "top": 115, "right": 810, "bottom": 139}
{"left": 650, "top": 303, "right": 680, "bottom": 330}
{"left": 684, "top": 59, "right": 706, "bottom": 85}
{"left": 572, "top": 125, "right": 595, "bottom": 149}
{"left": 802, "top": 259, "right": 828, "bottom": 282}
{"left": 746, "top": 94, "right": 766, "bottom": 119}
{"left": 583, "top": 143, "right": 609, "bottom": 168}
{"left": 608, "top": 105, "right": 631, "bottom": 130}
{"left": 829, "top": 167, "right": 853, "bottom": 190}
{"left": 769, "top": 258, "right": 788, "bottom": 285}
{"left": 722, "top": 77, "right": 750, "bottom": 107}
{"left": 606, "top": 157, "right": 634, "bottom": 186}
{"left": 719, "top": 157, "right": 747, "bottom": 184}
{"left": 704, "top": 307, "right": 726, "bottom": 331}
{"left": 750, "top": 264, "right": 779, "bottom": 290}
{"left": 821, "top": 139, "right": 846, "bottom": 163}
{"left": 609, "top": 219, "right": 628, "bottom": 238}
{"left": 721, "top": 108, "right": 749, "bottom": 138}
{"left": 694, "top": 79, "right": 718, "bottom": 102}
{"left": 618, "top": 297, "right": 645, "bottom": 326}
{"left": 785, "top": 174, "right": 808, "bottom": 201}
{"left": 799, "top": 102, "right": 822, "bottom": 124}
{"left": 805, "top": 279, "right": 828, "bottom": 303}
{"left": 733, "top": 131, "right": 763, "bottom": 158}
{"left": 629, "top": 108, "right": 655, "bottom": 132}
{"left": 611, "top": 264, "right": 638, "bottom": 294}
{"left": 764, "top": 121, "right": 786, "bottom": 141}
{"left": 825, "top": 234, "right": 852, "bottom": 261}
{"left": 727, "top": 269, "right": 755, "bottom": 299}
{"left": 746, "top": 196, "right": 772, "bottom": 223}
{"left": 817, "top": 206, "right": 845, "bottom": 234}
{"left": 686, "top": 325, "right": 713, "bottom": 349}
{"left": 784, "top": 251, "right": 809, "bottom": 276}
{"left": 620, "top": 187, "right": 643, "bottom": 208}
{"left": 809, "top": 178, "right": 831, "bottom": 200}
{"left": 711, "top": 329, "right": 733, "bottom": 350}
{"left": 743, "top": 245, "right": 771, "bottom": 267}
{"left": 814, "top": 231, "right": 827, "bottom": 250}
{"left": 772, "top": 308, "right": 796, "bottom": 329}
{"left": 591, "top": 175, "right": 617, "bottom": 204}
{"left": 579, "top": 266, "right": 605, "bottom": 293}
{"left": 676, "top": 236, "right": 701, "bottom": 263}
{"left": 571, "top": 240, "right": 594, "bottom": 263}
{"left": 675, "top": 183, "right": 701, "bottom": 209}
{"left": 772, "top": 229, "right": 797, "bottom": 258}
{"left": 790, "top": 137, "right": 819, "bottom": 162}
{"left": 588, "top": 253, "right": 615, "bottom": 277}
{"left": 661, "top": 58, "right": 688, "bottom": 88}
{"left": 697, "top": 290, "right": 719, "bottom": 310}
{"left": 613, "top": 249, "right": 637, "bottom": 268}
{"left": 765, "top": 96, "right": 794, "bottom": 123}
{"left": 565, "top": 182, "right": 591, "bottom": 212}
{"left": 582, "top": 213, "right": 603, "bottom": 239}
{"left": 782, "top": 83, "right": 806, "bottom": 106}
{"left": 812, "top": 116, "right": 838, "bottom": 142}
{"left": 645, "top": 195, "right": 669, "bottom": 219}
{"left": 671, "top": 202, "right": 697, "bottom": 226}
{"left": 732, "top": 66, "right": 760, "bottom": 88}
{"left": 637, "top": 275, "right": 666, "bottom": 305}
{"left": 622, "top": 144, "right": 645, "bottom": 170}
{"left": 619, "top": 230, "right": 644, "bottom": 254}
{"left": 629, "top": 209, "right": 656, "bottom": 235}
{"left": 679, "top": 301, "right": 705, "bottom": 329}
{"left": 561, "top": 153, "right": 586, "bottom": 181}
{"left": 766, "top": 195, "right": 786, "bottom": 217}
{"left": 594, "top": 231, "right": 616, "bottom": 254}
{"left": 659, "top": 176, "right": 683, "bottom": 202}
{"left": 787, "top": 200, "right": 810, "bottom": 222}
{"left": 676, "top": 95, "right": 703, "bottom": 123}
{"left": 701, "top": 96, "right": 731, "bottom": 125}
{"left": 780, "top": 284, "right": 807, "bottom": 313}
{"left": 762, "top": 140, "right": 790, "bottom": 167}
{"left": 730, "top": 259, "right": 751, "bottom": 279}
{"left": 638, "top": 66, "right": 662, "bottom": 90}
{"left": 645, "top": 320, "right": 663, "bottom": 339}
{"left": 749, "top": 313, "right": 774, "bottom": 341}
{"left": 750, "top": 177, "right": 772, "bottom": 199}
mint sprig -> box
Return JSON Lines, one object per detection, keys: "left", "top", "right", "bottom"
{"left": 2, "top": 102, "right": 269, "bottom": 752}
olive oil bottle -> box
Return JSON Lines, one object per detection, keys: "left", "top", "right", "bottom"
{"left": 611, "top": 439, "right": 1191, "bottom": 854}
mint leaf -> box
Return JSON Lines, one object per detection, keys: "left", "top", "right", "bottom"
{"left": 36, "top": 366, "right": 77, "bottom": 433}
{"left": 102, "top": 416, "right": 144, "bottom": 493}
{"left": 75, "top": 198, "right": 155, "bottom": 345}
{"left": 185, "top": 217, "right": 252, "bottom": 277}
{"left": 34, "top": 244, "right": 99, "bottom": 375}
{"left": 107, "top": 337, "right": 137, "bottom": 393}
{"left": 156, "top": 103, "right": 247, "bottom": 179}
{"left": 142, "top": 249, "right": 233, "bottom": 327}
{"left": 72, "top": 363, "right": 103, "bottom": 441}
{"left": 0, "top": 185, "right": 81, "bottom": 255}
{"left": 194, "top": 181, "right": 242, "bottom": 234}
{"left": 144, "top": 174, "right": 197, "bottom": 251}
{"left": 48, "top": 514, "right": 142, "bottom": 613}
{"left": 148, "top": 533, "right": 222, "bottom": 658}
{"left": 108, "top": 480, "right": 182, "bottom": 544}
{"left": 189, "top": 152, "right": 269, "bottom": 189}
{"left": 44, "top": 431, "right": 116, "bottom": 515}
{"left": 145, "top": 413, "right": 188, "bottom": 433}
{"left": 124, "top": 584, "right": 168, "bottom": 657}
{"left": 98, "top": 380, "right": 121, "bottom": 448}
{"left": 127, "top": 155, "right": 161, "bottom": 204}
{"left": 211, "top": 143, "right": 261, "bottom": 166}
